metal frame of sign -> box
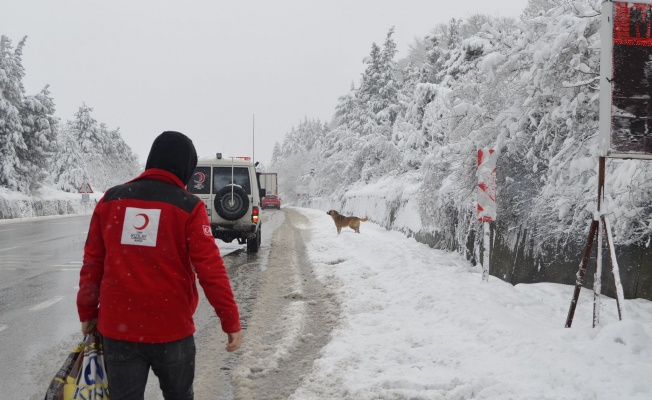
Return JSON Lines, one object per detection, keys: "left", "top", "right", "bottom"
{"left": 600, "top": 0, "right": 652, "bottom": 160}
{"left": 566, "top": 1, "right": 645, "bottom": 328}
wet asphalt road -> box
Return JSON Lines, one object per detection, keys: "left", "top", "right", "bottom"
{"left": 0, "top": 208, "right": 332, "bottom": 400}
{"left": 0, "top": 215, "right": 92, "bottom": 399}
{"left": 0, "top": 212, "right": 284, "bottom": 400}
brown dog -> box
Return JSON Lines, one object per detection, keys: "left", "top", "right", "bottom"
{"left": 326, "top": 210, "right": 369, "bottom": 234}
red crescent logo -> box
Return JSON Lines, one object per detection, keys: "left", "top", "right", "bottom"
{"left": 134, "top": 213, "right": 149, "bottom": 230}
{"left": 194, "top": 172, "right": 205, "bottom": 184}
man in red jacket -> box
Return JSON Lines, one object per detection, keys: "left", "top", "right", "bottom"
{"left": 77, "top": 131, "right": 242, "bottom": 400}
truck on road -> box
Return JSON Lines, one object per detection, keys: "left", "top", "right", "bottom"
{"left": 259, "top": 172, "right": 278, "bottom": 196}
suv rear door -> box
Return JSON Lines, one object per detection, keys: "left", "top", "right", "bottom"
{"left": 212, "top": 166, "right": 252, "bottom": 195}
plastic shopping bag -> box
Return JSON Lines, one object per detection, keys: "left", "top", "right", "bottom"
{"left": 45, "top": 333, "right": 109, "bottom": 400}
{"left": 67, "top": 332, "right": 109, "bottom": 399}
{"left": 44, "top": 339, "right": 85, "bottom": 400}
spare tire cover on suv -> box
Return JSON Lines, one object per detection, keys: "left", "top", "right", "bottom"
{"left": 214, "top": 185, "right": 250, "bottom": 220}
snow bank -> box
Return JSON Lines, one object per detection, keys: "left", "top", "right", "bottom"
{"left": 0, "top": 187, "right": 102, "bottom": 219}
{"left": 307, "top": 171, "right": 424, "bottom": 236}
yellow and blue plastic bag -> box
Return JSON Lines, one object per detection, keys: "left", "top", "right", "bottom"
{"left": 45, "top": 333, "right": 109, "bottom": 400}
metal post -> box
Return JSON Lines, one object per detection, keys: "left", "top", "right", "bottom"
{"left": 593, "top": 217, "right": 603, "bottom": 327}
{"left": 252, "top": 114, "right": 255, "bottom": 165}
{"left": 565, "top": 219, "right": 599, "bottom": 328}
{"left": 597, "top": 157, "right": 605, "bottom": 210}
{"left": 592, "top": 156, "right": 606, "bottom": 327}
{"left": 482, "top": 221, "right": 490, "bottom": 282}
{"left": 603, "top": 216, "right": 625, "bottom": 321}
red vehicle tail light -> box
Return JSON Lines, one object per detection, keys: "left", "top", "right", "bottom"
{"left": 252, "top": 206, "right": 259, "bottom": 224}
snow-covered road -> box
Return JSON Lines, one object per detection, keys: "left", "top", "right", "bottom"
{"left": 285, "top": 206, "right": 652, "bottom": 400}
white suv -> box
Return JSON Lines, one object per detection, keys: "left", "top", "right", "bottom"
{"left": 187, "top": 154, "right": 264, "bottom": 253}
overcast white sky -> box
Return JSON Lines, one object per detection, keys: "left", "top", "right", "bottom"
{"left": 3, "top": 0, "right": 527, "bottom": 166}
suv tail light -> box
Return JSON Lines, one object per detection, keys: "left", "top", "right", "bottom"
{"left": 252, "top": 206, "right": 259, "bottom": 224}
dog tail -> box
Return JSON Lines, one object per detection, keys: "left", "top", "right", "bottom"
{"left": 361, "top": 216, "right": 369, "bottom": 222}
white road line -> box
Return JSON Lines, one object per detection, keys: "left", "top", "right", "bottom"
{"left": 29, "top": 296, "right": 64, "bottom": 311}
{"left": 0, "top": 325, "right": 7, "bottom": 333}
{"left": 60, "top": 268, "right": 81, "bottom": 271}
{"left": 0, "top": 246, "right": 19, "bottom": 252}
{"left": 0, "top": 229, "right": 14, "bottom": 232}
{"left": 69, "top": 261, "right": 83, "bottom": 264}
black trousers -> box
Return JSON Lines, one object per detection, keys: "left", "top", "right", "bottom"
{"left": 102, "top": 335, "right": 196, "bottom": 400}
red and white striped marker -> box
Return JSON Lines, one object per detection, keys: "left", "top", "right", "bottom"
{"left": 477, "top": 148, "right": 497, "bottom": 222}
{"left": 477, "top": 148, "right": 497, "bottom": 282}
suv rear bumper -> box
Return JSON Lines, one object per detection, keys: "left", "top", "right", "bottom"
{"left": 211, "top": 222, "right": 258, "bottom": 242}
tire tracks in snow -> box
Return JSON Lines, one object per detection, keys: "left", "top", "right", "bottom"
{"left": 231, "top": 208, "right": 340, "bottom": 400}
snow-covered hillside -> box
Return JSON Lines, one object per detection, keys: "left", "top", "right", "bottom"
{"left": 271, "top": 1, "right": 652, "bottom": 300}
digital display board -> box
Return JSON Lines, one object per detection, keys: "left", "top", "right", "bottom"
{"left": 600, "top": 1, "right": 652, "bottom": 159}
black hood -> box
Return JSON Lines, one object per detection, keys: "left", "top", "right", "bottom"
{"left": 145, "top": 131, "right": 198, "bottom": 185}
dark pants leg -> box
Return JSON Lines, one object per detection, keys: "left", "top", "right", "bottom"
{"left": 102, "top": 338, "right": 150, "bottom": 400}
{"left": 150, "top": 336, "right": 196, "bottom": 400}
{"left": 103, "top": 335, "right": 196, "bottom": 400}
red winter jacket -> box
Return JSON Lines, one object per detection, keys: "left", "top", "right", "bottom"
{"left": 77, "top": 168, "right": 241, "bottom": 343}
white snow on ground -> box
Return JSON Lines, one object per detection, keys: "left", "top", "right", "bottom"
{"left": 289, "top": 207, "right": 652, "bottom": 400}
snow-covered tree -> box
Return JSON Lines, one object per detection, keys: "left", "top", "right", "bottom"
{"left": 271, "top": 119, "right": 327, "bottom": 201}
{"left": 0, "top": 37, "right": 139, "bottom": 196}
{"left": 52, "top": 122, "right": 88, "bottom": 192}
{"left": 357, "top": 42, "right": 383, "bottom": 134}
{"left": 18, "top": 85, "right": 58, "bottom": 191}
{"left": 334, "top": 83, "right": 362, "bottom": 131}
{"left": 376, "top": 27, "right": 399, "bottom": 125}
{"left": 523, "top": 0, "right": 563, "bottom": 18}
{"left": 72, "top": 104, "right": 102, "bottom": 153}
{"left": 0, "top": 36, "right": 27, "bottom": 191}
{"left": 270, "top": 142, "right": 282, "bottom": 165}
{"left": 53, "top": 104, "right": 139, "bottom": 192}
